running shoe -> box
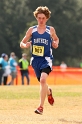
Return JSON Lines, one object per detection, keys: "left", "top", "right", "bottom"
{"left": 48, "top": 88, "right": 54, "bottom": 105}
{"left": 34, "top": 106, "right": 43, "bottom": 114}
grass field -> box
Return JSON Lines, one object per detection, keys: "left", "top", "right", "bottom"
{"left": 0, "top": 85, "right": 82, "bottom": 124}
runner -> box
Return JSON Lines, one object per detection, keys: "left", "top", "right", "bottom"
{"left": 20, "top": 6, "right": 59, "bottom": 114}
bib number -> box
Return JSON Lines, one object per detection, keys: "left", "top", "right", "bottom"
{"left": 32, "top": 45, "right": 44, "bottom": 56}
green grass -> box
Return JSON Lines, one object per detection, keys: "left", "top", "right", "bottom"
{"left": 0, "top": 85, "right": 82, "bottom": 99}
{"left": 0, "top": 85, "right": 82, "bottom": 124}
{"left": 0, "top": 85, "right": 39, "bottom": 99}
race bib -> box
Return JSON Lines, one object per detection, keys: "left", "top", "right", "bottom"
{"left": 32, "top": 45, "right": 44, "bottom": 56}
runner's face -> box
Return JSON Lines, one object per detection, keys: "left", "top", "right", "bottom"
{"left": 36, "top": 13, "right": 48, "bottom": 26}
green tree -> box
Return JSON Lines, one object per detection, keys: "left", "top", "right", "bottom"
{"left": 0, "top": 0, "right": 30, "bottom": 57}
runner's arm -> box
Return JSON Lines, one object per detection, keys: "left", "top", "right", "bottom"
{"left": 20, "top": 27, "right": 32, "bottom": 48}
{"left": 50, "top": 27, "right": 59, "bottom": 49}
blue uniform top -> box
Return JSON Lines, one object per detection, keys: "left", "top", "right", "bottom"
{"left": 30, "top": 25, "right": 54, "bottom": 79}
{"left": 31, "top": 25, "right": 53, "bottom": 59}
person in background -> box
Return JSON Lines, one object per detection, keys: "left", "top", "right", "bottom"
{"left": 60, "top": 61, "right": 67, "bottom": 78}
{"left": 1, "top": 54, "right": 11, "bottom": 85}
{"left": 8, "top": 52, "right": 17, "bottom": 85}
{"left": 60, "top": 61, "right": 67, "bottom": 69}
{"left": 0, "top": 54, "right": 4, "bottom": 85}
{"left": 79, "top": 59, "right": 82, "bottom": 68}
{"left": 19, "top": 53, "right": 30, "bottom": 85}
{"left": 20, "top": 6, "right": 59, "bottom": 114}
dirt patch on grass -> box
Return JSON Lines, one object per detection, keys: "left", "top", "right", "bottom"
{"left": 0, "top": 97, "right": 82, "bottom": 124}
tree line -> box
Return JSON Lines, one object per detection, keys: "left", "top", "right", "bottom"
{"left": 0, "top": 0, "right": 82, "bottom": 66}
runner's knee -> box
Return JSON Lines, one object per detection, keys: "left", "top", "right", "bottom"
{"left": 40, "top": 76, "right": 46, "bottom": 84}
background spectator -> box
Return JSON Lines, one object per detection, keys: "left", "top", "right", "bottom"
{"left": 79, "top": 59, "right": 82, "bottom": 68}
{"left": 2, "top": 54, "right": 11, "bottom": 85}
{"left": 60, "top": 61, "right": 67, "bottom": 72}
{"left": 0, "top": 54, "right": 4, "bottom": 85}
{"left": 60, "top": 61, "right": 67, "bottom": 69}
{"left": 8, "top": 52, "right": 17, "bottom": 85}
{"left": 19, "top": 53, "right": 30, "bottom": 85}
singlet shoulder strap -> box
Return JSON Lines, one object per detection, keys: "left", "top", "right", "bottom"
{"left": 32, "top": 25, "right": 37, "bottom": 33}
{"left": 46, "top": 25, "right": 50, "bottom": 34}
{"left": 46, "top": 25, "right": 50, "bottom": 29}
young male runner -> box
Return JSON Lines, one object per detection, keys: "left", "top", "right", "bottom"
{"left": 20, "top": 6, "right": 59, "bottom": 114}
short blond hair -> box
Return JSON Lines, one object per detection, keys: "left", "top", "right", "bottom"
{"left": 33, "top": 6, "right": 51, "bottom": 19}
{"left": 22, "top": 53, "right": 27, "bottom": 57}
{"left": 10, "top": 52, "right": 15, "bottom": 57}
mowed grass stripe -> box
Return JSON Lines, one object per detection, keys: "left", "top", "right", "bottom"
{"left": 0, "top": 85, "right": 82, "bottom": 99}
